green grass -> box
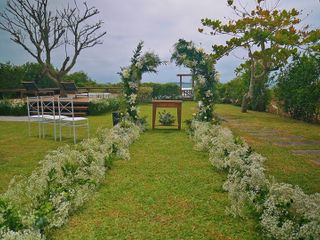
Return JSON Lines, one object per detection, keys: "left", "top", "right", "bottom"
{"left": 215, "top": 104, "right": 320, "bottom": 194}
{"left": 1, "top": 102, "right": 319, "bottom": 239}
{"left": 0, "top": 113, "right": 113, "bottom": 193}
{"left": 50, "top": 103, "right": 260, "bottom": 240}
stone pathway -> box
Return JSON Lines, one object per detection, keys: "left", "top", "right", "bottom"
{"left": 225, "top": 119, "right": 320, "bottom": 165}
{"left": 0, "top": 116, "right": 28, "bottom": 122}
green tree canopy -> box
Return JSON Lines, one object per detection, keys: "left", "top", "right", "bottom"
{"left": 200, "top": 0, "right": 320, "bottom": 112}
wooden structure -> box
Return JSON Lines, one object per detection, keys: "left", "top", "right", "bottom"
{"left": 152, "top": 100, "right": 182, "bottom": 130}
{"left": 22, "top": 81, "right": 55, "bottom": 96}
{"left": 61, "top": 82, "right": 89, "bottom": 97}
{"left": 177, "top": 73, "right": 193, "bottom": 99}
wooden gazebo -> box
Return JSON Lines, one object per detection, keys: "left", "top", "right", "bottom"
{"left": 177, "top": 73, "right": 193, "bottom": 99}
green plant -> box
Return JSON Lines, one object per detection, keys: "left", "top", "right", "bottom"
{"left": 0, "top": 99, "right": 27, "bottom": 116}
{"left": 88, "top": 97, "right": 124, "bottom": 116}
{"left": 276, "top": 54, "right": 320, "bottom": 122}
{"left": 137, "top": 87, "right": 153, "bottom": 103}
{"left": 158, "top": 110, "right": 175, "bottom": 126}
{"left": 141, "top": 82, "right": 180, "bottom": 99}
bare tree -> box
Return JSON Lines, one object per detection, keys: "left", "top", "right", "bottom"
{"left": 0, "top": 0, "right": 106, "bottom": 96}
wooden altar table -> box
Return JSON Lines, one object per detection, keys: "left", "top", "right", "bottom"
{"left": 152, "top": 100, "right": 182, "bottom": 130}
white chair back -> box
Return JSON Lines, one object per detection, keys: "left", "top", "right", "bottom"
{"left": 58, "top": 97, "right": 75, "bottom": 120}
{"left": 26, "top": 96, "right": 40, "bottom": 118}
{"left": 40, "top": 96, "right": 56, "bottom": 117}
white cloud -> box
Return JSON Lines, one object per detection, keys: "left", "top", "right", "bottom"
{"left": 0, "top": 0, "right": 319, "bottom": 84}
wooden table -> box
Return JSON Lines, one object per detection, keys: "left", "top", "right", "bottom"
{"left": 152, "top": 100, "right": 182, "bottom": 130}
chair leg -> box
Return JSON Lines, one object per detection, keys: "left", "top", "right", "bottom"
{"left": 59, "top": 123, "right": 62, "bottom": 141}
{"left": 73, "top": 124, "right": 76, "bottom": 144}
{"left": 28, "top": 121, "right": 31, "bottom": 137}
{"left": 87, "top": 123, "right": 90, "bottom": 139}
{"left": 38, "top": 122, "right": 41, "bottom": 138}
{"left": 53, "top": 121, "right": 56, "bottom": 141}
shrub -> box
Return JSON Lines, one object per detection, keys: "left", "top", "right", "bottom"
{"left": 0, "top": 99, "right": 27, "bottom": 116}
{"left": 142, "top": 82, "right": 180, "bottom": 99}
{"left": 137, "top": 87, "right": 153, "bottom": 103}
{"left": 276, "top": 54, "right": 320, "bottom": 122}
{"left": 88, "top": 97, "right": 124, "bottom": 115}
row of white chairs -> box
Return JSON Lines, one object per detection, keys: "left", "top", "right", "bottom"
{"left": 27, "top": 96, "right": 89, "bottom": 144}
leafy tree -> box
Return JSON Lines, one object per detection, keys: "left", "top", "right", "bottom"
{"left": 200, "top": 0, "right": 320, "bottom": 112}
{"left": 62, "top": 71, "right": 97, "bottom": 87}
{"left": 0, "top": 62, "right": 24, "bottom": 90}
{"left": 276, "top": 54, "right": 320, "bottom": 122}
{"left": 0, "top": 0, "right": 106, "bottom": 96}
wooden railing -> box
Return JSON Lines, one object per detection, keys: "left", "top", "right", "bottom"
{"left": 78, "top": 87, "right": 122, "bottom": 94}
{"left": 181, "top": 89, "right": 193, "bottom": 99}
{"left": 0, "top": 87, "right": 122, "bottom": 98}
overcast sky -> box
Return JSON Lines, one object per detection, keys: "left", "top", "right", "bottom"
{"left": 0, "top": 0, "right": 319, "bottom": 84}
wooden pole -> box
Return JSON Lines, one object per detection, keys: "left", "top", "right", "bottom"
{"left": 179, "top": 75, "right": 183, "bottom": 95}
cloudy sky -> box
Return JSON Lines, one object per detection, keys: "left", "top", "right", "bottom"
{"left": 0, "top": 0, "right": 319, "bottom": 84}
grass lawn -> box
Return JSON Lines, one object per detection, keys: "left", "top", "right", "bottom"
{"left": 0, "top": 102, "right": 319, "bottom": 239}
{"left": 0, "top": 113, "right": 113, "bottom": 193}
{"left": 215, "top": 104, "right": 320, "bottom": 194}
{"left": 50, "top": 103, "right": 260, "bottom": 239}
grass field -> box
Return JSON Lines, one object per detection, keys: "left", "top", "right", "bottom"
{"left": 215, "top": 104, "right": 320, "bottom": 194}
{"left": 50, "top": 103, "right": 260, "bottom": 240}
{"left": 0, "top": 102, "right": 319, "bottom": 239}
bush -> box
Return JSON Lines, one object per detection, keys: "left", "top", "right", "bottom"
{"left": 276, "top": 54, "right": 320, "bottom": 122}
{"left": 137, "top": 87, "right": 153, "bottom": 103}
{"left": 0, "top": 99, "right": 27, "bottom": 116}
{"left": 142, "top": 82, "right": 180, "bottom": 99}
{"left": 88, "top": 97, "right": 124, "bottom": 115}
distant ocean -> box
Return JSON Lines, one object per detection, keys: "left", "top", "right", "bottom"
{"left": 170, "top": 82, "right": 192, "bottom": 89}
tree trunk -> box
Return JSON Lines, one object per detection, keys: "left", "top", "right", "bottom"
{"left": 58, "top": 81, "right": 67, "bottom": 97}
{"left": 241, "top": 68, "right": 256, "bottom": 113}
{"left": 241, "top": 93, "right": 250, "bottom": 113}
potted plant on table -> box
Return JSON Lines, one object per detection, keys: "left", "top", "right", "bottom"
{"left": 158, "top": 110, "right": 175, "bottom": 126}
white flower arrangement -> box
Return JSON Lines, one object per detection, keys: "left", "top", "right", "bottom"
{"left": 0, "top": 123, "right": 141, "bottom": 239}
{"left": 128, "top": 94, "right": 137, "bottom": 105}
{"left": 190, "top": 120, "right": 320, "bottom": 238}
{"left": 198, "top": 75, "right": 206, "bottom": 85}
{"left": 122, "top": 68, "right": 130, "bottom": 79}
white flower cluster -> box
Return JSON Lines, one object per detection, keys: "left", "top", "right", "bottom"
{"left": 0, "top": 123, "right": 141, "bottom": 239}
{"left": 190, "top": 120, "right": 320, "bottom": 239}
{"left": 261, "top": 183, "right": 320, "bottom": 240}
{"left": 121, "top": 67, "right": 130, "bottom": 79}
{"left": 128, "top": 94, "right": 137, "bottom": 105}
{"left": 0, "top": 229, "right": 42, "bottom": 240}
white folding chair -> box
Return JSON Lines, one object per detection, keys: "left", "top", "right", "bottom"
{"left": 58, "top": 97, "right": 89, "bottom": 144}
{"left": 40, "top": 96, "right": 61, "bottom": 141}
{"left": 27, "top": 96, "right": 42, "bottom": 138}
